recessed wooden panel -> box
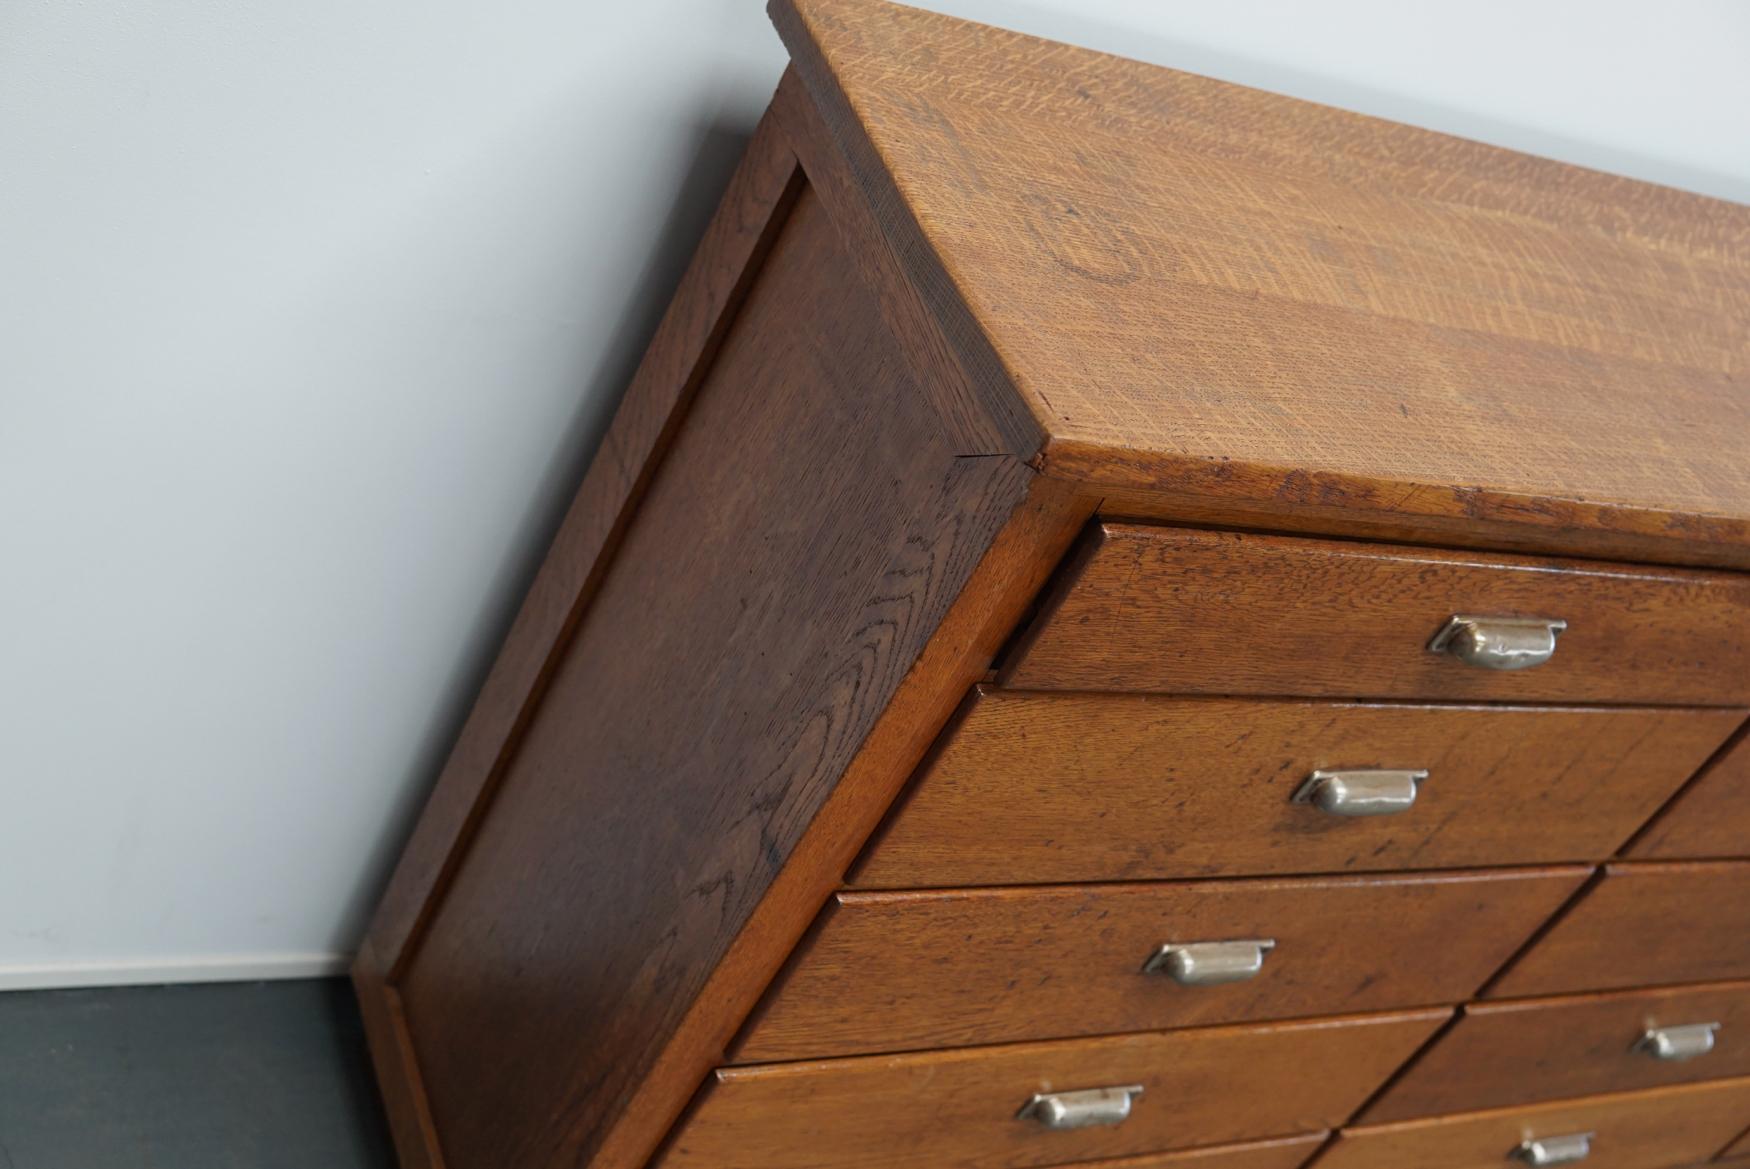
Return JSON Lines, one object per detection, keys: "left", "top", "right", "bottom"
{"left": 393, "top": 187, "right": 1037, "bottom": 1169}
{"left": 1059, "top": 1133, "right": 1329, "bottom": 1169}
{"left": 852, "top": 690, "right": 1737, "bottom": 887}
{"left": 736, "top": 868, "right": 1583, "bottom": 1061}
{"left": 657, "top": 1010, "right": 1445, "bottom": 1169}
{"left": 1003, "top": 526, "right": 1750, "bottom": 704}
{"left": 1320, "top": 1078, "right": 1750, "bottom": 1169}
{"left": 1365, "top": 981, "right": 1750, "bottom": 1122}
{"left": 1630, "top": 730, "right": 1750, "bottom": 860}
{"left": 1489, "top": 862, "right": 1750, "bottom": 998}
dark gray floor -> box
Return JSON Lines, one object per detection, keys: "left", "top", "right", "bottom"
{"left": 0, "top": 978, "right": 394, "bottom": 1169}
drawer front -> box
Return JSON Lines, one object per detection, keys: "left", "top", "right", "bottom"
{"left": 1004, "top": 526, "right": 1750, "bottom": 704}
{"left": 1365, "top": 981, "right": 1750, "bottom": 1122}
{"left": 852, "top": 690, "right": 1738, "bottom": 887}
{"left": 1318, "top": 1077, "right": 1750, "bottom": 1169}
{"left": 656, "top": 1010, "right": 1445, "bottom": 1169}
{"left": 1629, "top": 731, "right": 1750, "bottom": 860}
{"left": 1051, "top": 1133, "right": 1328, "bottom": 1169}
{"left": 1488, "top": 863, "right": 1750, "bottom": 998}
{"left": 736, "top": 869, "right": 1584, "bottom": 1062}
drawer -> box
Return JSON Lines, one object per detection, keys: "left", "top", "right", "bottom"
{"left": 735, "top": 869, "right": 1584, "bottom": 1061}
{"left": 1365, "top": 981, "right": 1750, "bottom": 1122}
{"left": 1004, "top": 526, "right": 1750, "bottom": 704}
{"left": 1629, "top": 730, "right": 1750, "bottom": 860}
{"left": 1042, "top": 1133, "right": 1328, "bottom": 1169}
{"left": 1317, "top": 1077, "right": 1750, "bottom": 1169}
{"left": 852, "top": 690, "right": 1738, "bottom": 887}
{"left": 656, "top": 1010, "right": 1445, "bottom": 1169}
{"left": 1488, "top": 862, "right": 1750, "bottom": 998}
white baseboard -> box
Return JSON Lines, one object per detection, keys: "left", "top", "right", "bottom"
{"left": 0, "top": 952, "right": 351, "bottom": 992}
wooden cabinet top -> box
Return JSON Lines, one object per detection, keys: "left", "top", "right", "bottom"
{"left": 772, "top": 0, "right": 1750, "bottom": 567}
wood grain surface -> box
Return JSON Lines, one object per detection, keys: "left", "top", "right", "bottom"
{"left": 1321, "top": 1077, "right": 1750, "bottom": 1169}
{"left": 1487, "top": 862, "right": 1750, "bottom": 998}
{"left": 768, "top": 57, "right": 1040, "bottom": 457}
{"left": 393, "top": 186, "right": 1038, "bottom": 1169}
{"left": 352, "top": 95, "right": 805, "bottom": 1169}
{"left": 733, "top": 868, "right": 1583, "bottom": 1061}
{"left": 1004, "top": 526, "right": 1750, "bottom": 704}
{"left": 658, "top": 1010, "right": 1445, "bottom": 1169}
{"left": 772, "top": 0, "right": 1750, "bottom": 567}
{"left": 357, "top": 100, "right": 804, "bottom": 988}
{"left": 852, "top": 689, "right": 1736, "bottom": 887}
{"left": 358, "top": 67, "right": 1100, "bottom": 1169}
{"left": 1628, "top": 727, "right": 1750, "bottom": 860}
{"left": 1364, "top": 980, "right": 1750, "bottom": 1122}
{"left": 1044, "top": 1134, "right": 1328, "bottom": 1169}
{"left": 567, "top": 478, "right": 1091, "bottom": 1169}
{"left": 352, "top": 940, "right": 442, "bottom": 1165}
{"left": 1725, "top": 1128, "right": 1750, "bottom": 1160}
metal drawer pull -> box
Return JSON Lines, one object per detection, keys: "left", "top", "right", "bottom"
{"left": 1636, "top": 1021, "right": 1720, "bottom": 1061}
{"left": 1514, "top": 1133, "right": 1593, "bottom": 1166}
{"left": 1018, "top": 1084, "right": 1144, "bottom": 1130}
{"left": 1292, "top": 769, "right": 1426, "bottom": 817}
{"left": 1430, "top": 615, "right": 1567, "bottom": 670}
{"left": 1143, "top": 938, "right": 1276, "bottom": 985}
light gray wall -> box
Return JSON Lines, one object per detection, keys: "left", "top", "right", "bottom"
{"left": 3, "top": 0, "right": 1746, "bottom": 988}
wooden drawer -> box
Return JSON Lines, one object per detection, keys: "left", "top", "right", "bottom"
{"left": 1629, "top": 730, "right": 1750, "bottom": 860}
{"left": 1318, "top": 1078, "right": 1750, "bottom": 1169}
{"left": 1004, "top": 526, "right": 1750, "bottom": 704}
{"left": 1489, "top": 862, "right": 1750, "bottom": 998}
{"left": 852, "top": 690, "right": 1738, "bottom": 887}
{"left": 656, "top": 1010, "right": 1445, "bottom": 1169}
{"left": 1365, "top": 981, "right": 1750, "bottom": 1122}
{"left": 735, "top": 869, "right": 1584, "bottom": 1061}
{"left": 1045, "top": 1133, "right": 1328, "bottom": 1169}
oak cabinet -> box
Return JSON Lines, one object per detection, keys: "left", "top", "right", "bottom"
{"left": 352, "top": 2, "right": 1750, "bottom": 1167}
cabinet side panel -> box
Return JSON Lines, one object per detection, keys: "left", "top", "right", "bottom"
{"left": 394, "top": 185, "right": 1034, "bottom": 1169}
{"left": 358, "top": 101, "right": 803, "bottom": 980}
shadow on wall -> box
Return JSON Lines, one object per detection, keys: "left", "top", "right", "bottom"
{"left": 335, "top": 114, "right": 761, "bottom": 954}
